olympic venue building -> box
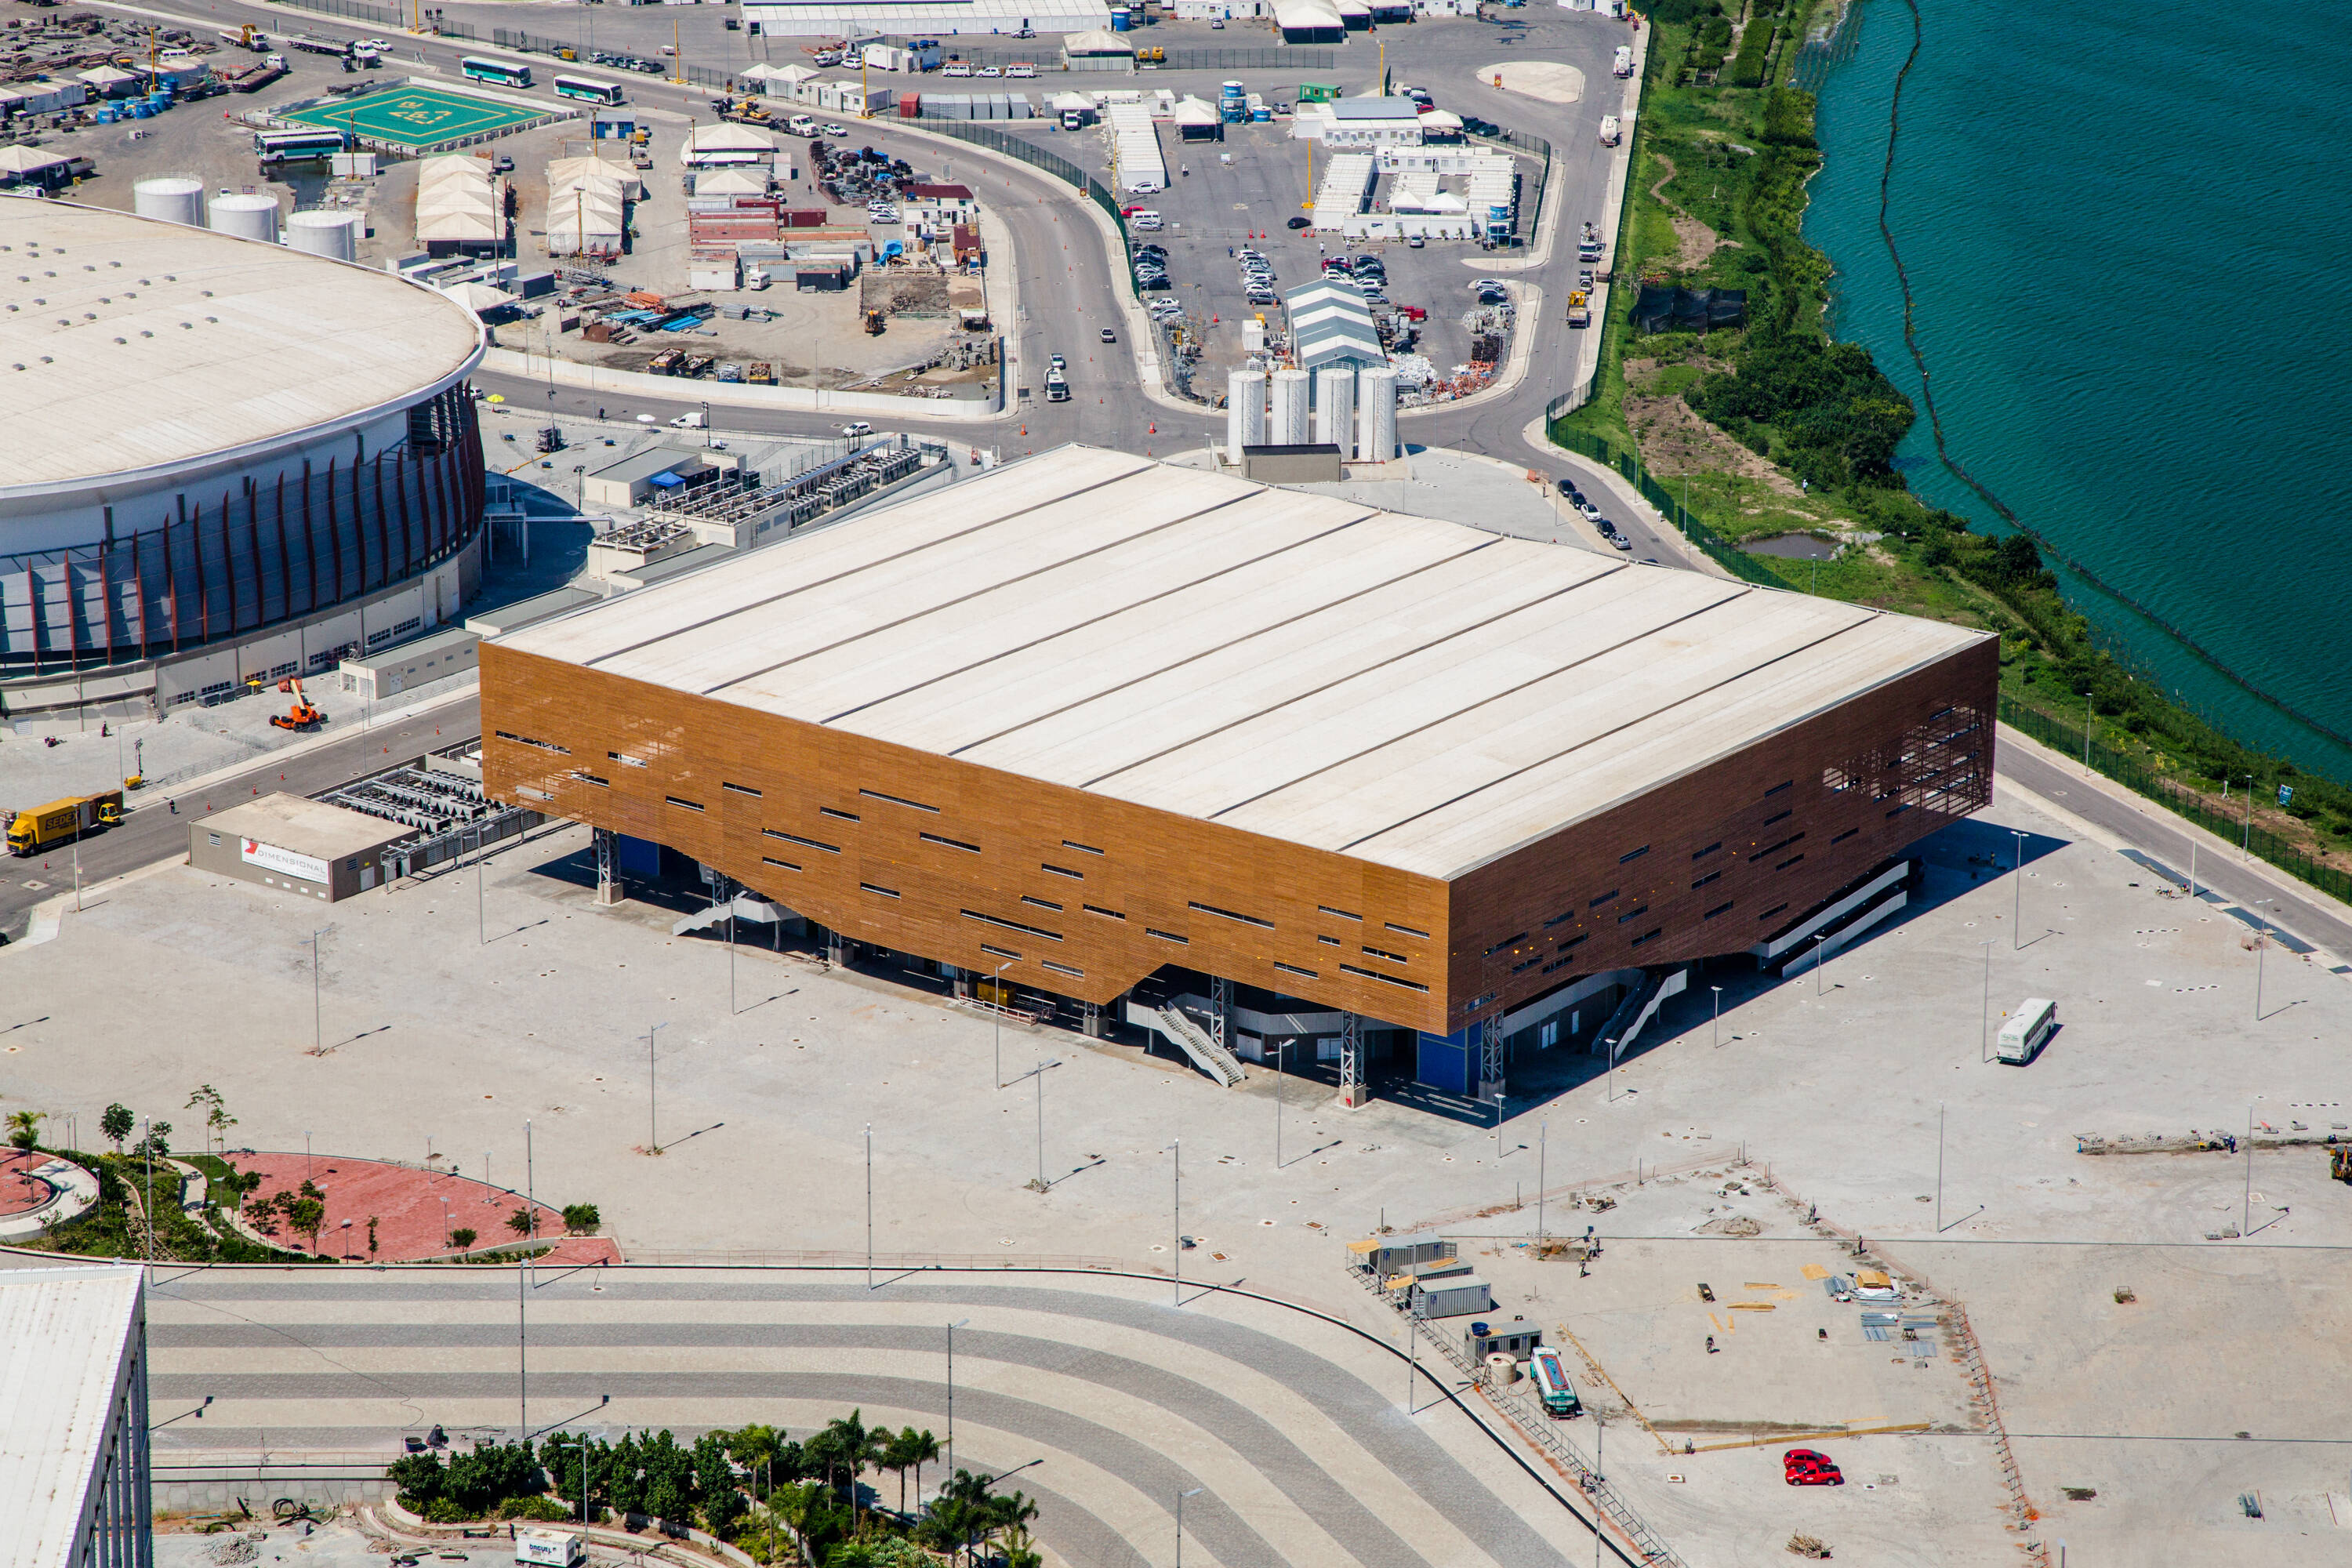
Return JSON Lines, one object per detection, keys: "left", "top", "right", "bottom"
{"left": 481, "top": 448, "right": 1997, "bottom": 1105}
{"left": 0, "top": 201, "right": 488, "bottom": 724}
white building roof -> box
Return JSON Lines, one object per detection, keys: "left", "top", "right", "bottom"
{"left": 0, "top": 1265, "right": 142, "bottom": 1568}
{"left": 743, "top": 0, "right": 1111, "bottom": 35}
{"left": 0, "top": 201, "right": 481, "bottom": 493}
{"left": 499, "top": 448, "right": 1988, "bottom": 880}
{"left": 1332, "top": 96, "right": 1424, "bottom": 122}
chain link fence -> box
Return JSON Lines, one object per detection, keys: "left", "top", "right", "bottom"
{"left": 269, "top": 0, "right": 401, "bottom": 27}
{"left": 1545, "top": 428, "right": 1784, "bottom": 587}
{"left": 1997, "top": 696, "right": 2352, "bottom": 906}
{"left": 916, "top": 119, "right": 1136, "bottom": 288}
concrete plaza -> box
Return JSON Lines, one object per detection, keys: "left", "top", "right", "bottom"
{"left": 9, "top": 769, "right": 2351, "bottom": 1563}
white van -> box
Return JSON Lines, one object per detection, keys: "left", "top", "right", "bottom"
{"left": 1128, "top": 209, "right": 1163, "bottom": 230}
{"left": 1995, "top": 997, "right": 2056, "bottom": 1065}
{"left": 942, "top": 60, "right": 973, "bottom": 77}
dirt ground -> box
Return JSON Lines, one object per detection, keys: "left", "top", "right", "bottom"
{"left": 1624, "top": 355, "right": 1802, "bottom": 495}
{"left": 1648, "top": 154, "right": 1732, "bottom": 273}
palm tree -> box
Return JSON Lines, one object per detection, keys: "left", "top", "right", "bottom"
{"left": 5, "top": 1110, "right": 43, "bottom": 1150}
{"left": 881, "top": 1427, "right": 938, "bottom": 1515}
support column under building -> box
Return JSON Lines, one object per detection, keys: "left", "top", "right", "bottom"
{"left": 593, "top": 827, "right": 620, "bottom": 906}
{"left": 1082, "top": 1000, "right": 1102, "bottom": 1037}
{"left": 1477, "top": 1008, "right": 1506, "bottom": 1105}
{"left": 1209, "top": 975, "right": 1232, "bottom": 1058}
{"left": 1339, "top": 1011, "right": 1367, "bottom": 1109}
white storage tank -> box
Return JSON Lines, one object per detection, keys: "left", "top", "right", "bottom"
{"left": 1225, "top": 368, "right": 1265, "bottom": 459}
{"left": 1314, "top": 365, "right": 1356, "bottom": 458}
{"left": 1357, "top": 365, "right": 1399, "bottom": 461}
{"left": 286, "top": 209, "right": 361, "bottom": 263}
{"left": 132, "top": 176, "right": 205, "bottom": 227}
{"left": 208, "top": 192, "right": 281, "bottom": 245}
{"left": 1269, "top": 367, "right": 1311, "bottom": 446}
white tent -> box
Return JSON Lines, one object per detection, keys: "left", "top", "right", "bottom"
{"left": 1171, "top": 96, "right": 1220, "bottom": 128}
{"left": 77, "top": 65, "right": 140, "bottom": 94}
{"left": 1062, "top": 28, "right": 1133, "bottom": 54}
{"left": 691, "top": 167, "right": 768, "bottom": 197}
{"left": 438, "top": 280, "right": 518, "bottom": 317}
{"left": 680, "top": 124, "right": 775, "bottom": 168}
{"left": 739, "top": 61, "right": 815, "bottom": 88}
{"left": 0, "top": 145, "right": 70, "bottom": 175}
{"left": 1048, "top": 90, "right": 1094, "bottom": 113}
{"left": 549, "top": 154, "right": 640, "bottom": 202}
{"left": 416, "top": 155, "right": 499, "bottom": 245}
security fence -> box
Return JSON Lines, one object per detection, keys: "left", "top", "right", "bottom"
{"left": 916, "top": 120, "right": 1135, "bottom": 285}
{"left": 1997, "top": 697, "right": 2352, "bottom": 906}
{"left": 1544, "top": 429, "right": 1784, "bottom": 588}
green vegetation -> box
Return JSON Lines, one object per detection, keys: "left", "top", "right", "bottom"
{"left": 1553, "top": 0, "right": 2352, "bottom": 900}
{"left": 15, "top": 1145, "right": 315, "bottom": 1265}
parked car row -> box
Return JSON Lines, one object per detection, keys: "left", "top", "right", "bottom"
{"left": 1134, "top": 240, "right": 1173, "bottom": 292}
{"left": 1558, "top": 476, "right": 1631, "bottom": 551}
{"left": 1323, "top": 251, "right": 1386, "bottom": 302}
{"left": 586, "top": 49, "right": 664, "bottom": 74}
{"left": 1240, "top": 247, "right": 1277, "bottom": 306}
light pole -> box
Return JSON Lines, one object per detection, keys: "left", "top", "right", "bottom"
{"left": 2253, "top": 901, "right": 2273, "bottom": 1020}
{"left": 1274, "top": 1039, "right": 1287, "bottom": 1167}
{"left": 1813, "top": 931, "right": 1828, "bottom": 993}
{"left": 1935, "top": 1102, "right": 1945, "bottom": 1232}
{"left": 1604, "top": 1036, "right": 1617, "bottom": 1102}
{"left": 2080, "top": 689, "right": 2092, "bottom": 768}
{"left": 645, "top": 1022, "right": 669, "bottom": 1152}
{"left": 1535, "top": 1120, "right": 1547, "bottom": 1241}
{"left": 2011, "top": 829, "right": 2026, "bottom": 949}
{"left": 864, "top": 1122, "right": 875, "bottom": 1290}
{"left": 1978, "top": 938, "right": 1994, "bottom": 1062}
{"left": 2243, "top": 1105, "right": 2253, "bottom": 1235}
{"left": 475, "top": 825, "right": 485, "bottom": 946}
{"left": 990, "top": 959, "right": 1013, "bottom": 1087}
{"left": 946, "top": 1317, "right": 971, "bottom": 1491}
{"left": 1007, "top": 1059, "right": 1060, "bottom": 1187}
{"left": 1163, "top": 1138, "right": 1181, "bottom": 1305}
{"left": 306, "top": 925, "right": 335, "bottom": 1054}
{"left": 1711, "top": 985, "right": 1722, "bottom": 1047}
{"left": 1175, "top": 1486, "right": 1203, "bottom": 1568}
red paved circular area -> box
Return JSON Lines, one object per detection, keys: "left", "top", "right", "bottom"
{"left": 0, "top": 1149, "right": 64, "bottom": 1218}
{"left": 227, "top": 1152, "right": 617, "bottom": 1264}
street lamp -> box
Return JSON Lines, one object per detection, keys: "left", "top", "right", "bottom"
{"left": 1163, "top": 1138, "right": 1181, "bottom": 1306}
{"left": 1175, "top": 1486, "right": 1203, "bottom": 1568}
{"left": 2011, "top": 829, "right": 2027, "bottom": 949}
{"left": 864, "top": 1123, "right": 874, "bottom": 1290}
{"left": 990, "top": 959, "right": 1014, "bottom": 1087}
{"left": 147, "top": 1396, "right": 212, "bottom": 1432}
{"left": 1008, "top": 1059, "right": 1062, "bottom": 1188}
{"left": 646, "top": 1022, "right": 669, "bottom": 1152}
{"left": 1274, "top": 1039, "right": 1287, "bottom": 1168}
{"left": 1711, "top": 985, "right": 1722, "bottom": 1047}
{"left": 945, "top": 1318, "right": 971, "bottom": 1493}
{"left": 1978, "top": 938, "right": 1994, "bottom": 1062}
{"left": 2253, "top": 900, "right": 2274, "bottom": 1020}
{"left": 1813, "top": 931, "right": 1828, "bottom": 993}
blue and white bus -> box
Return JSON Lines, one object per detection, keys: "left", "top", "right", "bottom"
{"left": 1529, "top": 1348, "right": 1581, "bottom": 1418}
{"left": 256, "top": 127, "right": 347, "bottom": 163}
{"left": 552, "top": 74, "right": 624, "bottom": 107}
{"left": 460, "top": 56, "right": 532, "bottom": 89}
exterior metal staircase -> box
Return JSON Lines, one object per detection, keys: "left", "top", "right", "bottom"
{"left": 1145, "top": 1004, "right": 1247, "bottom": 1087}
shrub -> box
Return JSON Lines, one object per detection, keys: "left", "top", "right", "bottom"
{"left": 562, "top": 1203, "right": 602, "bottom": 1236}
{"left": 1726, "top": 20, "right": 1776, "bottom": 87}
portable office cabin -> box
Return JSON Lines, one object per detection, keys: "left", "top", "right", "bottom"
{"left": 1411, "top": 1276, "right": 1493, "bottom": 1319}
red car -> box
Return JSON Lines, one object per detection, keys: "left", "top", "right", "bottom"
{"left": 1781, "top": 1449, "right": 1833, "bottom": 1470}
{"left": 1785, "top": 1460, "right": 1844, "bottom": 1487}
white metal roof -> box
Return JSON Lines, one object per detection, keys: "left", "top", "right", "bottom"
{"left": 0, "top": 1265, "right": 142, "bottom": 1568}
{"left": 499, "top": 448, "right": 1987, "bottom": 880}
{"left": 0, "top": 201, "right": 481, "bottom": 493}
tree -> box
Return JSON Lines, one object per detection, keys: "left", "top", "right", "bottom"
{"left": 100, "top": 1103, "right": 134, "bottom": 1153}
{"left": 184, "top": 1084, "right": 236, "bottom": 1158}
{"left": 6, "top": 1109, "right": 44, "bottom": 1150}
{"left": 368, "top": 1215, "right": 379, "bottom": 1258}
{"left": 131, "top": 1120, "right": 171, "bottom": 1160}
{"left": 880, "top": 1428, "right": 938, "bottom": 1516}
{"left": 450, "top": 1227, "right": 477, "bottom": 1250}
{"left": 692, "top": 1431, "right": 746, "bottom": 1536}
{"left": 561, "top": 1203, "right": 601, "bottom": 1236}
{"left": 1000, "top": 1524, "right": 1043, "bottom": 1568}
{"left": 286, "top": 1196, "right": 327, "bottom": 1250}
{"left": 506, "top": 1207, "right": 536, "bottom": 1238}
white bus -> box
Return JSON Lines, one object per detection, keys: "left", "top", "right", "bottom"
{"left": 1996, "top": 997, "right": 2057, "bottom": 1065}
{"left": 1528, "top": 1347, "right": 1581, "bottom": 1418}
{"left": 460, "top": 56, "right": 532, "bottom": 89}
{"left": 256, "top": 127, "right": 347, "bottom": 162}
{"left": 552, "top": 74, "right": 623, "bottom": 106}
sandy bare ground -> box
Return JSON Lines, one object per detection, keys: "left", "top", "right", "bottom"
{"left": 1648, "top": 154, "right": 1732, "bottom": 272}
{"left": 1624, "top": 357, "right": 1800, "bottom": 493}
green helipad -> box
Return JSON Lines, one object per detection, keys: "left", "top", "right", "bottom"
{"left": 282, "top": 83, "right": 544, "bottom": 151}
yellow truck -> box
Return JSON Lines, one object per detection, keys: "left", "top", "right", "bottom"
{"left": 1567, "top": 290, "right": 1590, "bottom": 328}
{"left": 5, "top": 790, "right": 124, "bottom": 857}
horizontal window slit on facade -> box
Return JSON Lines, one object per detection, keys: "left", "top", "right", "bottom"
{"left": 1589, "top": 889, "right": 1618, "bottom": 909}
{"left": 860, "top": 788, "right": 940, "bottom": 813}
{"left": 1362, "top": 946, "right": 1408, "bottom": 964}
{"left": 1145, "top": 927, "right": 1189, "bottom": 946}
{"left": 1062, "top": 839, "right": 1105, "bottom": 856}
{"left": 1831, "top": 826, "right": 1858, "bottom": 844}
{"left": 1083, "top": 904, "right": 1126, "bottom": 920}
{"left": 1704, "top": 900, "right": 1733, "bottom": 920}
{"left": 573, "top": 771, "right": 608, "bottom": 787}
{"left": 666, "top": 797, "right": 703, "bottom": 813}
{"left": 608, "top": 752, "right": 645, "bottom": 768}
{"left": 1040, "top": 863, "right": 1083, "bottom": 880}
{"left": 1189, "top": 900, "right": 1273, "bottom": 930}
{"left": 1273, "top": 961, "right": 1316, "bottom": 978}
{"left": 1319, "top": 905, "right": 1362, "bottom": 921}
{"left": 963, "top": 909, "right": 1062, "bottom": 941}
{"left": 1776, "top": 853, "right": 1805, "bottom": 871}
{"left": 1758, "top": 902, "right": 1790, "bottom": 922}
{"left": 1762, "top": 808, "right": 1792, "bottom": 827}
{"left": 1692, "top": 840, "right": 1722, "bottom": 860}
{"left": 1482, "top": 931, "right": 1528, "bottom": 957}
{"left": 1629, "top": 927, "right": 1662, "bottom": 948}
{"left": 1021, "top": 895, "right": 1063, "bottom": 912}
{"left": 1043, "top": 960, "right": 1083, "bottom": 978}
{"left": 862, "top": 883, "right": 900, "bottom": 899}
{"left": 1338, "top": 962, "right": 1428, "bottom": 993}
{"left": 764, "top": 829, "right": 840, "bottom": 854}
{"left": 819, "top": 807, "right": 861, "bottom": 822}
{"left": 1317, "top": 935, "right": 1341, "bottom": 946}
{"left": 762, "top": 856, "right": 800, "bottom": 872}
{"left": 1615, "top": 903, "right": 1649, "bottom": 924}
{"left": 1618, "top": 844, "right": 1650, "bottom": 864}
{"left": 979, "top": 943, "right": 1020, "bottom": 960}
{"left": 1693, "top": 869, "right": 1721, "bottom": 891}
{"left": 1765, "top": 779, "right": 1793, "bottom": 797}
{"left": 723, "top": 782, "right": 762, "bottom": 797}
{"left": 921, "top": 832, "right": 981, "bottom": 854}
{"left": 1385, "top": 922, "right": 1430, "bottom": 938}
{"left": 1750, "top": 833, "right": 1804, "bottom": 862}
{"left": 500, "top": 731, "right": 570, "bottom": 756}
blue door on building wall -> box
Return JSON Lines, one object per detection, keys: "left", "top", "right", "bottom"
{"left": 1415, "top": 1021, "right": 1481, "bottom": 1096}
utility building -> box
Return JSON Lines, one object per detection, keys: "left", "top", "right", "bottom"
{"left": 481, "top": 448, "right": 1994, "bottom": 1106}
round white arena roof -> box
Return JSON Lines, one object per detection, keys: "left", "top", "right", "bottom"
{"left": 0, "top": 199, "right": 483, "bottom": 494}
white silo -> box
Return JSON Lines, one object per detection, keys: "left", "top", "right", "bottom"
{"left": 1315, "top": 366, "right": 1356, "bottom": 457}
{"left": 1269, "top": 367, "right": 1311, "bottom": 445}
{"left": 208, "top": 193, "right": 281, "bottom": 245}
{"left": 287, "top": 209, "right": 361, "bottom": 263}
{"left": 1225, "top": 368, "right": 1266, "bottom": 459}
{"left": 132, "top": 176, "right": 205, "bottom": 227}
{"left": 1357, "top": 365, "right": 1399, "bottom": 461}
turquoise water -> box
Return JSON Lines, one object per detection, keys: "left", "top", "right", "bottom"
{"left": 1804, "top": 0, "right": 2352, "bottom": 779}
